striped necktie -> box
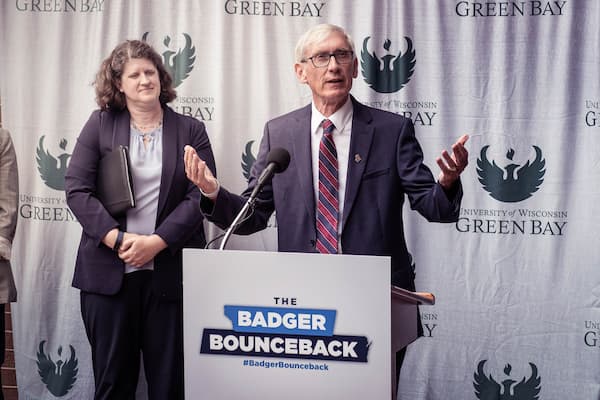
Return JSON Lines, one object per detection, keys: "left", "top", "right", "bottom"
{"left": 316, "top": 119, "right": 339, "bottom": 254}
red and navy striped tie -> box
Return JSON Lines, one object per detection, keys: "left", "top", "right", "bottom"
{"left": 316, "top": 119, "right": 339, "bottom": 254}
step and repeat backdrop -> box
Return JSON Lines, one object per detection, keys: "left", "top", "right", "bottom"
{"left": 1, "top": 1, "right": 599, "bottom": 399}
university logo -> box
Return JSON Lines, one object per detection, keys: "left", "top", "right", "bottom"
{"left": 142, "top": 32, "right": 196, "bottom": 88}
{"left": 241, "top": 140, "right": 257, "bottom": 181}
{"left": 474, "top": 360, "right": 541, "bottom": 400}
{"left": 36, "top": 341, "right": 78, "bottom": 397}
{"left": 476, "top": 145, "right": 545, "bottom": 202}
{"left": 36, "top": 136, "right": 71, "bottom": 191}
{"left": 360, "top": 36, "right": 416, "bottom": 93}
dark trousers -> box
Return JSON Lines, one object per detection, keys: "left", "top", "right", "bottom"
{"left": 81, "top": 271, "right": 184, "bottom": 400}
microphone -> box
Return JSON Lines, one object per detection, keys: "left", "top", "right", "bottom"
{"left": 219, "top": 147, "right": 290, "bottom": 250}
{"left": 249, "top": 147, "right": 291, "bottom": 200}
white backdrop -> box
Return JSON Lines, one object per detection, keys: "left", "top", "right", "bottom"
{"left": 1, "top": 1, "right": 599, "bottom": 399}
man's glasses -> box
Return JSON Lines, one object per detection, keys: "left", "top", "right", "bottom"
{"left": 302, "top": 50, "right": 354, "bottom": 68}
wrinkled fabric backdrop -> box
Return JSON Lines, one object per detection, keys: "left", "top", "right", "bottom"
{"left": 1, "top": 1, "right": 598, "bottom": 399}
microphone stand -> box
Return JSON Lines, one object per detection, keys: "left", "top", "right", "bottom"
{"left": 218, "top": 196, "right": 256, "bottom": 250}
{"left": 217, "top": 146, "right": 289, "bottom": 251}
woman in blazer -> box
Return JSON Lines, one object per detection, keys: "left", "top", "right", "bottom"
{"left": 65, "top": 40, "right": 216, "bottom": 400}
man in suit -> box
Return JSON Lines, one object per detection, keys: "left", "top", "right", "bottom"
{"left": 185, "top": 23, "right": 468, "bottom": 283}
{"left": 0, "top": 128, "right": 18, "bottom": 400}
{"left": 184, "top": 22, "right": 468, "bottom": 385}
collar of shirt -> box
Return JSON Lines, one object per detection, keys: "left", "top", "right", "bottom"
{"left": 310, "top": 96, "right": 353, "bottom": 136}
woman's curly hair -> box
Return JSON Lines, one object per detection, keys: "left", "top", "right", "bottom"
{"left": 94, "top": 40, "right": 177, "bottom": 110}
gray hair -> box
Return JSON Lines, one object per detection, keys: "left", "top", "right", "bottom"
{"left": 294, "top": 23, "right": 356, "bottom": 63}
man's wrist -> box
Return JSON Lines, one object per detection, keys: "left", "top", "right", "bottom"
{"left": 439, "top": 178, "right": 460, "bottom": 198}
{"left": 199, "top": 180, "right": 220, "bottom": 200}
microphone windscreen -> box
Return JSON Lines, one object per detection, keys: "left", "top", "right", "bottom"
{"left": 266, "top": 148, "right": 291, "bottom": 173}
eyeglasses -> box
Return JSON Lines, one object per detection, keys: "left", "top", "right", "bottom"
{"left": 302, "top": 50, "right": 354, "bottom": 68}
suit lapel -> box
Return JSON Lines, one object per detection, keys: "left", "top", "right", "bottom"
{"left": 113, "top": 110, "right": 131, "bottom": 149}
{"left": 342, "top": 98, "right": 374, "bottom": 230}
{"left": 157, "top": 106, "right": 176, "bottom": 220}
{"left": 291, "top": 105, "right": 316, "bottom": 224}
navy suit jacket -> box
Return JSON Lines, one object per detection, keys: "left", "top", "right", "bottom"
{"left": 203, "top": 97, "right": 461, "bottom": 290}
{"left": 66, "top": 106, "right": 215, "bottom": 300}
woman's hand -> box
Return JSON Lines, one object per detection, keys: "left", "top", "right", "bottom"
{"left": 118, "top": 233, "right": 167, "bottom": 267}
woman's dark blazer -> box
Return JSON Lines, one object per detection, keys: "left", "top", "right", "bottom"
{"left": 65, "top": 106, "right": 215, "bottom": 301}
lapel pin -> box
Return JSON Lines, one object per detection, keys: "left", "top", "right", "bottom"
{"left": 354, "top": 154, "right": 362, "bottom": 163}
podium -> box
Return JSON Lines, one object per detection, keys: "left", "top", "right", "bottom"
{"left": 390, "top": 286, "right": 435, "bottom": 400}
{"left": 182, "top": 249, "right": 433, "bottom": 400}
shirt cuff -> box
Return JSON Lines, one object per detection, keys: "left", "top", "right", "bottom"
{"left": 199, "top": 180, "right": 220, "bottom": 200}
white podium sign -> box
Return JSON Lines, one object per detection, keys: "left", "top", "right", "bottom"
{"left": 182, "top": 249, "right": 390, "bottom": 399}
